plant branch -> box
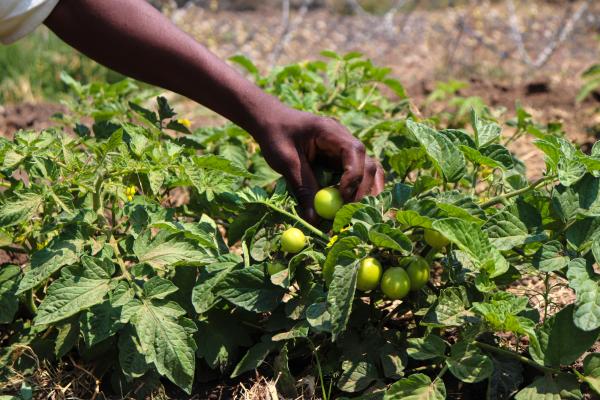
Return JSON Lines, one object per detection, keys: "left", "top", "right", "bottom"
{"left": 260, "top": 201, "right": 329, "bottom": 241}
{"left": 474, "top": 341, "right": 559, "bottom": 374}
{"left": 480, "top": 175, "right": 556, "bottom": 208}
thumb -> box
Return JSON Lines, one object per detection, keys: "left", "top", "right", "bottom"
{"left": 284, "top": 153, "right": 320, "bottom": 225}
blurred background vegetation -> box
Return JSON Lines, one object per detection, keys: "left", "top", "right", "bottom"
{"left": 0, "top": 0, "right": 598, "bottom": 146}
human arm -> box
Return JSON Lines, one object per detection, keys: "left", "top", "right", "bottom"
{"left": 44, "top": 0, "right": 384, "bottom": 222}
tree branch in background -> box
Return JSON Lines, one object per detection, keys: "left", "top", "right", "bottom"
{"left": 270, "top": 0, "right": 314, "bottom": 66}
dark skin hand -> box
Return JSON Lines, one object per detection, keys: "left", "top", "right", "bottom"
{"left": 44, "top": 0, "right": 384, "bottom": 223}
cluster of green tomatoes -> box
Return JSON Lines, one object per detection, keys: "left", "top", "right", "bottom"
{"left": 278, "top": 187, "right": 450, "bottom": 300}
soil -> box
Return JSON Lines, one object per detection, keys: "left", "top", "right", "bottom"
{"left": 0, "top": 103, "right": 65, "bottom": 138}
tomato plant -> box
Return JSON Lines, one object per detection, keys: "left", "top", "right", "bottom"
{"left": 1, "top": 52, "right": 600, "bottom": 399}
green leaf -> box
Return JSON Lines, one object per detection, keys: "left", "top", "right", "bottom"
{"left": 273, "top": 345, "right": 297, "bottom": 398}
{"left": 406, "top": 120, "right": 466, "bottom": 183}
{"left": 337, "top": 360, "right": 378, "bottom": 393}
{"left": 54, "top": 319, "right": 79, "bottom": 358}
{"left": 128, "top": 298, "right": 197, "bottom": 394}
{"left": 433, "top": 218, "right": 508, "bottom": 277}
{"left": 368, "top": 224, "right": 412, "bottom": 254}
{"left": 529, "top": 304, "right": 600, "bottom": 367}
{"left": 471, "top": 111, "right": 501, "bottom": 148}
{"left": 197, "top": 310, "right": 252, "bottom": 371}
{"left": 567, "top": 259, "right": 600, "bottom": 331}
{"left": 306, "top": 302, "right": 332, "bottom": 333}
{"left": 389, "top": 147, "right": 427, "bottom": 178}
{"left": 34, "top": 256, "right": 115, "bottom": 325}
{"left": 472, "top": 292, "right": 535, "bottom": 340}
{"left": 323, "top": 236, "right": 361, "bottom": 284}
{"left": 582, "top": 353, "right": 600, "bottom": 395}
{"left": 229, "top": 54, "right": 260, "bottom": 78}
{"left": 0, "top": 191, "right": 44, "bottom": 227}
{"left": 157, "top": 96, "right": 176, "bottom": 121}
{"left": 231, "top": 340, "right": 280, "bottom": 378}
{"left": 573, "top": 279, "right": 600, "bottom": 331}
{"left": 191, "top": 260, "right": 239, "bottom": 314}
{"left": 487, "top": 354, "right": 523, "bottom": 400}
{"left": 406, "top": 335, "right": 447, "bottom": 360}
{"left": 0, "top": 265, "right": 20, "bottom": 323}
{"left": 422, "top": 287, "right": 472, "bottom": 327}
{"left": 380, "top": 343, "right": 407, "bottom": 379}
{"left": 118, "top": 326, "right": 149, "bottom": 379}
{"left": 446, "top": 341, "right": 493, "bottom": 383}
{"left": 333, "top": 203, "right": 367, "bottom": 232}
{"left": 396, "top": 210, "right": 433, "bottom": 229}
{"left": 460, "top": 145, "right": 502, "bottom": 168}
{"left": 484, "top": 211, "right": 546, "bottom": 251}
{"left": 532, "top": 241, "right": 569, "bottom": 272}
{"left": 143, "top": 276, "right": 179, "bottom": 299}
{"left": 215, "top": 265, "right": 285, "bottom": 313}
{"left": 80, "top": 301, "right": 124, "bottom": 347}
{"left": 481, "top": 144, "right": 514, "bottom": 169}
{"left": 514, "top": 374, "right": 582, "bottom": 400}
{"left": 327, "top": 259, "right": 359, "bottom": 341}
{"left": 18, "top": 234, "right": 84, "bottom": 293}
{"left": 133, "top": 230, "right": 216, "bottom": 270}
{"left": 384, "top": 373, "right": 446, "bottom": 400}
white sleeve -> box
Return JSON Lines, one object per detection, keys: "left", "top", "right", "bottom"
{"left": 0, "top": 0, "right": 60, "bottom": 45}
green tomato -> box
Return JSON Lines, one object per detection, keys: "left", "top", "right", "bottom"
{"left": 406, "top": 256, "right": 430, "bottom": 291}
{"left": 280, "top": 227, "right": 306, "bottom": 253}
{"left": 314, "top": 187, "right": 344, "bottom": 220}
{"left": 424, "top": 229, "right": 450, "bottom": 248}
{"left": 356, "top": 257, "right": 383, "bottom": 291}
{"left": 380, "top": 267, "right": 411, "bottom": 300}
{"left": 268, "top": 262, "right": 287, "bottom": 276}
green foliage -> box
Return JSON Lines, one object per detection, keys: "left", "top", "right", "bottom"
{"left": 0, "top": 29, "right": 122, "bottom": 103}
{"left": 577, "top": 63, "right": 600, "bottom": 103}
{"left": 1, "top": 51, "right": 600, "bottom": 398}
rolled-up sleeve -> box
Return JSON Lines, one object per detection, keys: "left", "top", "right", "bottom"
{"left": 0, "top": 0, "right": 60, "bottom": 44}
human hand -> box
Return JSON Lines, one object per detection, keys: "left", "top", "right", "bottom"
{"left": 254, "top": 107, "right": 385, "bottom": 223}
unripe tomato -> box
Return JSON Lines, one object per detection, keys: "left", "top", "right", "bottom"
{"left": 314, "top": 187, "right": 344, "bottom": 220}
{"left": 424, "top": 229, "right": 450, "bottom": 248}
{"left": 268, "top": 262, "right": 287, "bottom": 275}
{"left": 356, "top": 257, "right": 383, "bottom": 291}
{"left": 380, "top": 267, "right": 411, "bottom": 300}
{"left": 280, "top": 227, "right": 306, "bottom": 253}
{"left": 406, "top": 256, "right": 430, "bottom": 291}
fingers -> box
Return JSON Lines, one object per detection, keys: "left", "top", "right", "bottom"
{"left": 338, "top": 141, "right": 366, "bottom": 202}
{"left": 372, "top": 161, "right": 385, "bottom": 195}
{"left": 281, "top": 151, "right": 320, "bottom": 224}
{"left": 355, "top": 158, "right": 380, "bottom": 200}
{"left": 312, "top": 117, "right": 384, "bottom": 202}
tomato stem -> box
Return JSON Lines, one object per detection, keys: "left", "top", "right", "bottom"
{"left": 474, "top": 341, "right": 559, "bottom": 374}
{"left": 25, "top": 289, "right": 37, "bottom": 314}
{"left": 260, "top": 201, "right": 329, "bottom": 241}
{"left": 480, "top": 175, "right": 557, "bottom": 208}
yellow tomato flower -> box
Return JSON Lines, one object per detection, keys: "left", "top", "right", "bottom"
{"left": 327, "top": 235, "right": 339, "bottom": 248}
{"left": 125, "top": 185, "right": 136, "bottom": 197}
{"left": 177, "top": 118, "right": 192, "bottom": 129}
{"left": 36, "top": 239, "right": 50, "bottom": 250}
